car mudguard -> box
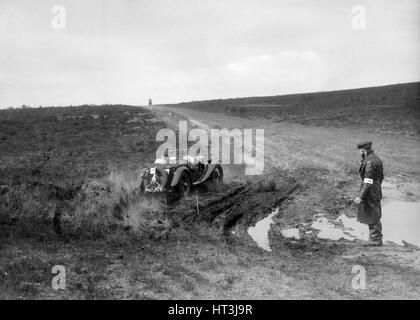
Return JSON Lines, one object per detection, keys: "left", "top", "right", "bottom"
{"left": 170, "top": 166, "right": 190, "bottom": 187}
{"left": 194, "top": 164, "right": 223, "bottom": 185}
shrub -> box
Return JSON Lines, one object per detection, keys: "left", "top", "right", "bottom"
{"left": 123, "top": 196, "right": 170, "bottom": 239}
{"left": 60, "top": 170, "right": 171, "bottom": 240}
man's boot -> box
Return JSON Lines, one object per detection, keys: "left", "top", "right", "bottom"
{"left": 363, "top": 239, "right": 383, "bottom": 247}
{"left": 364, "top": 222, "right": 383, "bottom": 246}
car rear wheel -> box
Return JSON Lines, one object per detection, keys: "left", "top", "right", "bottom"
{"left": 211, "top": 167, "right": 223, "bottom": 192}
{"left": 178, "top": 172, "right": 191, "bottom": 197}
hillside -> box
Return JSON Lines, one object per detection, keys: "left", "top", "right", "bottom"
{"left": 0, "top": 105, "right": 164, "bottom": 184}
{"left": 165, "top": 82, "right": 420, "bottom": 136}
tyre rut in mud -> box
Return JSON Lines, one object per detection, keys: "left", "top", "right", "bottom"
{"left": 168, "top": 172, "right": 300, "bottom": 232}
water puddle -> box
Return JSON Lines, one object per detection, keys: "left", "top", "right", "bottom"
{"left": 311, "top": 216, "right": 368, "bottom": 241}
{"left": 281, "top": 227, "right": 301, "bottom": 240}
{"left": 247, "top": 208, "right": 279, "bottom": 252}
{"left": 310, "top": 201, "right": 420, "bottom": 247}
{"left": 247, "top": 202, "right": 420, "bottom": 250}
{"left": 336, "top": 215, "right": 369, "bottom": 240}
{"left": 382, "top": 201, "right": 420, "bottom": 247}
{"left": 312, "top": 217, "right": 358, "bottom": 241}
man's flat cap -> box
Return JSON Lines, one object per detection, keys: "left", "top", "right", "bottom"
{"left": 357, "top": 141, "right": 372, "bottom": 149}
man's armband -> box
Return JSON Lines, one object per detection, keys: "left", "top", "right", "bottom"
{"left": 363, "top": 178, "right": 373, "bottom": 184}
{"left": 359, "top": 178, "right": 373, "bottom": 199}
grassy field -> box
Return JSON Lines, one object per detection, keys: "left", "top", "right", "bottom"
{"left": 0, "top": 104, "right": 164, "bottom": 181}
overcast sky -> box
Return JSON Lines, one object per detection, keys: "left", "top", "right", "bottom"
{"left": 0, "top": 0, "right": 419, "bottom": 107}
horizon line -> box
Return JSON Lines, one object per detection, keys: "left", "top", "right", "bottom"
{"left": 1, "top": 80, "right": 419, "bottom": 109}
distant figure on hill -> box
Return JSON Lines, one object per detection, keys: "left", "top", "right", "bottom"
{"left": 149, "top": 98, "right": 152, "bottom": 107}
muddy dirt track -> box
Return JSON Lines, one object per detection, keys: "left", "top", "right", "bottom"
{"left": 145, "top": 104, "right": 420, "bottom": 299}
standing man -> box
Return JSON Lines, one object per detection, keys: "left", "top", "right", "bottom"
{"left": 354, "top": 141, "right": 384, "bottom": 246}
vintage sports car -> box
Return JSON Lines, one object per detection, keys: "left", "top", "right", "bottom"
{"left": 140, "top": 156, "right": 223, "bottom": 197}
